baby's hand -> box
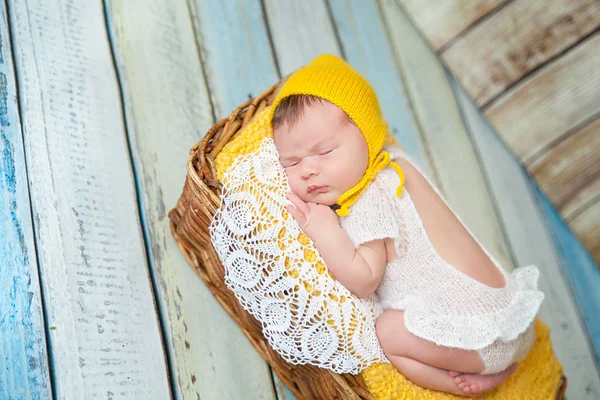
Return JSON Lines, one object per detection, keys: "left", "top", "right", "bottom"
{"left": 285, "top": 192, "right": 339, "bottom": 241}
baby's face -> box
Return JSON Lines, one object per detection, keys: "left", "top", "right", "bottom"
{"left": 274, "top": 100, "right": 369, "bottom": 205}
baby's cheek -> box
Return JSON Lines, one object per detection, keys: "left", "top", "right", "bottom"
{"left": 286, "top": 172, "right": 304, "bottom": 196}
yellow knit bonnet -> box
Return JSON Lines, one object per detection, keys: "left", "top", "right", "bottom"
{"left": 269, "top": 54, "right": 405, "bottom": 216}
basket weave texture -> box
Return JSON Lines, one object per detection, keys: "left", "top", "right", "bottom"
{"left": 168, "top": 82, "right": 567, "bottom": 400}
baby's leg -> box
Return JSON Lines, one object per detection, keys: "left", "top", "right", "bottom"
{"left": 388, "top": 354, "right": 473, "bottom": 396}
{"left": 449, "top": 363, "right": 518, "bottom": 395}
{"left": 376, "top": 310, "right": 510, "bottom": 395}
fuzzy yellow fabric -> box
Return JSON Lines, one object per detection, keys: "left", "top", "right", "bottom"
{"left": 361, "top": 319, "right": 562, "bottom": 400}
{"left": 214, "top": 107, "right": 564, "bottom": 399}
{"left": 215, "top": 107, "right": 274, "bottom": 181}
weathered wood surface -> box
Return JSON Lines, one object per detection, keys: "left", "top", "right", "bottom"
{"left": 8, "top": 0, "right": 170, "bottom": 397}
{"left": 528, "top": 116, "right": 600, "bottom": 220}
{"left": 398, "top": 0, "right": 600, "bottom": 269}
{"left": 105, "top": 0, "right": 277, "bottom": 398}
{"left": 441, "top": 0, "right": 600, "bottom": 107}
{"left": 188, "top": 0, "right": 279, "bottom": 119}
{"left": 398, "top": 0, "right": 507, "bottom": 50}
{"left": 452, "top": 78, "right": 600, "bottom": 399}
{"left": 0, "top": 1, "right": 51, "bottom": 398}
{"left": 485, "top": 32, "right": 600, "bottom": 165}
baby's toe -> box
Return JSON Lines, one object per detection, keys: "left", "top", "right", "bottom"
{"left": 458, "top": 381, "right": 467, "bottom": 389}
{"left": 454, "top": 375, "right": 465, "bottom": 384}
{"left": 448, "top": 370, "right": 461, "bottom": 378}
{"left": 469, "top": 384, "right": 480, "bottom": 394}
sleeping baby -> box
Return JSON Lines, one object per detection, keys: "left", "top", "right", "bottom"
{"left": 269, "top": 54, "right": 543, "bottom": 396}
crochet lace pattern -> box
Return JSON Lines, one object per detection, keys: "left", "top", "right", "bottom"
{"left": 210, "top": 138, "right": 388, "bottom": 374}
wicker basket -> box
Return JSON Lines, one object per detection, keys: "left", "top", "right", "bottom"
{"left": 168, "top": 82, "right": 567, "bottom": 400}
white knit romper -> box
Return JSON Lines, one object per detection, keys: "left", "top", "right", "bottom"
{"left": 340, "top": 149, "right": 544, "bottom": 374}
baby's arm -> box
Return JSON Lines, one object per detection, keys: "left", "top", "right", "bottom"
{"left": 286, "top": 192, "right": 386, "bottom": 298}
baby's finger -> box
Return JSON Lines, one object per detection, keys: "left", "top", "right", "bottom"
{"left": 286, "top": 192, "right": 310, "bottom": 215}
{"left": 285, "top": 204, "right": 307, "bottom": 227}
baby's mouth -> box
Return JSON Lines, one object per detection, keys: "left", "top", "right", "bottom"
{"left": 308, "top": 185, "right": 328, "bottom": 194}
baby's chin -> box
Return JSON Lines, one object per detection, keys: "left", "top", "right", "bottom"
{"left": 301, "top": 191, "right": 338, "bottom": 206}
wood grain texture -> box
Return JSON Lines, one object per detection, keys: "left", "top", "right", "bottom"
{"left": 452, "top": 78, "right": 600, "bottom": 398}
{"left": 485, "top": 31, "right": 600, "bottom": 164}
{"left": 264, "top": 0, "right": 339, "bottom": 76}
{"left": 188, "top": 0, "right": 279, "bottom": 120}
{"left": 8, "top": 0, "right": 171, "bottom": 397}
{"left": 105, "top": 1, "right": 277, "bottom": 399}
{"left": 398, "top": 0, "right": 508, "bottom": 50}
{"left": 570, "top": 200, "right": 600, "bottom": 271}
{"left": 528, "top": 116, "right": 600, "bottom": 217}
{"left": 326, "top": 0, "right": 432, "bottom": 173}
{"left": 379, "top": 0, "right": 512, "bottom": 269}
{"left": 442, "top": 0, "right": 600, "bottom": 107}
{"left": 0, "top": 2, "right": 51, "bottom": 398}
{"left": 562, "top": 175, "right": 600, "bottom": 223}
{"left": 537, "top": 190, "right": 600, "bottom": 369}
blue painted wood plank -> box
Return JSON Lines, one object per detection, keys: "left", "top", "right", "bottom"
{"left": 0, "top": 2, "right": 51, "bottom": 398}
{"left": 327, "top": 0, "right": 429, "bottom": 169}
{"left": 8, "top": 0, "right": 171, "bottom": 396}
{"left": 537, "top": 187, "right": 600, "bottom": 366}
{"left": 189, "top": 0, "right": 279, "bottom": 119}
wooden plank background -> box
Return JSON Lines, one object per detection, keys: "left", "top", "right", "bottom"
{"left": 1, "top": 0, "right": 598, "bottom": 398}
{"left": 0, "top": 1, "right": 51, "bottom": 397}
{"left": 397, "top": 0, "right": 600, "bottom": 270}
{"left": 105, "top": 0, "right": 277, "bottom": 398}
{"left": 7, "top": 0, "right": 170, "bottom": 397}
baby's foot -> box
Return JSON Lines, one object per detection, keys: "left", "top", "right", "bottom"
{"left": 448, "top": 363, "right": 518, "bottom": 395}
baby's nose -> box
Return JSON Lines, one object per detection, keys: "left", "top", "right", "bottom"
{"left": 301, "top": 159, "right": 318, "bottom": 179}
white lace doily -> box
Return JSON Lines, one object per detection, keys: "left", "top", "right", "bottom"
{"left": 210, "top": 138, "right": 388, "bottom": 374}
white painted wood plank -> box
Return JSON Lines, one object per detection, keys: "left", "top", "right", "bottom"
{"left": 378, "top": 0, "right": 512, "bottom": 269}
{"left": 452, "top": 78, "right": 600, "bottom": 399}
{"left": 8, "top": 0, "right": 170, "bottom": 397}
{"left": 0, "top": 2, "right": 51, "bottom": 398}
{"left": 105, "top": 1, "right": 277, "bottom": 399}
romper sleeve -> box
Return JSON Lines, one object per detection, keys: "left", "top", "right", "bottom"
{"left": 339, "top": 170, "right": 402, "bottom": 248}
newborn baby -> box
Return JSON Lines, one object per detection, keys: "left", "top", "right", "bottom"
{"left": 270, "top": 54, "right": 543, "bottom": 397}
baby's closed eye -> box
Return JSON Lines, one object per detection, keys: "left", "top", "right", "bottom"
{"left": 318, "top": 148, "right": 336, "bottom": 156}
